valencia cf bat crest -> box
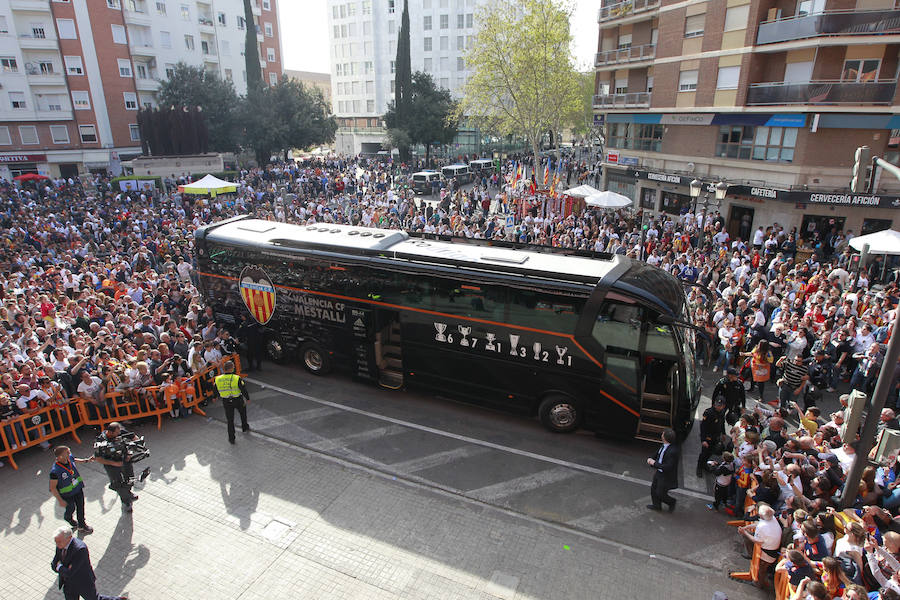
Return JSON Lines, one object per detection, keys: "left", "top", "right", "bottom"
{"left": 239, "top": 265, "right": 276, "bottom": 324}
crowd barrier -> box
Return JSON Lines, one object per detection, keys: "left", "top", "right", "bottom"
{"left": 0, "top": 355, "right": 243, "bottom": 470}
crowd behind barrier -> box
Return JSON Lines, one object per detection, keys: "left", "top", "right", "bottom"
{"left": 2, "top": 154, "right": 900, "bottom": 599}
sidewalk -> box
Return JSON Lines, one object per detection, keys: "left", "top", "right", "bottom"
{"left": 0, "top": 415, "right": 763, "bottom": 599}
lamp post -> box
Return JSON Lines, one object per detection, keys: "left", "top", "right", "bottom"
{"left": 689, "top": 179, "right": 703, "bottom": 249}
{"left": 689, "top": 179, "right": 727, "bottom": 249}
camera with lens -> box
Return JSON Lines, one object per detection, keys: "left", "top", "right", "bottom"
{"left": 93, "top": 432, "right": 151, "bottom": 463}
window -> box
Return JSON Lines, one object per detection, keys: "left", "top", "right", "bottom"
{"left": 217, "top": 12, "right": 225, "bottom": 25}
{"left": 237, "top": 16, "right": 245, "bottom": 29}
{"left": 19, "top": 126, "right": 38, "bottom": 144}
{"left": 456, "top": 35, "right": 464, "bottom": 50}
{"left": 160, "top": 31, "right": 171, "bottom": 48}
{"left": 106, "top": 0, "right": 120, "bottom": 7}
{"left": 0, "top": 16, "right": 7, "bottom": 34}
{"left": 262, "top": 0, "right": 270, "bottom": 9}
{"left": 843, "top": 59, "right": 880, "bottom": 82}
{"left": 440, "top": 76, "right": 448, "bottom": 88}
{"left": 31, "top": 25, "right": 47, "bottom": 39}
{"left": 716, "top": 66, "right": 740, "bottom": 90}
{"left": 365, "top": 80, "right": 373, "bottom": 93}
{"left": 390, "top": 60, "right": 395, "bottom": 73}
{"left": 456, "top": 57, "right": 465, "bottom": 71}
{"left": 466, "top": 13, "right": 472, "bottom": 28}
{"left": 346, "top": 2, "right": 356, "bottom": 16}
{"left": 123, "top": 92, "right": 137, "bottom": 109}
{"left": 64, "top": 56, "right": 83, "bottom": 75}
{"left": 56, "top": 19, "right": 77, "bottom": 39}
{"left": 440, "top": 14, "right": 448, "bottom": 28}
{"left": 9, "top": 92, "right": 26, "bottom": 109}
{"left": 180, "top": 4, "right": 189, "bottom": 20}
{"left": 457, "top": 13, "right": 464, "bottom": 28}
{"left": 592, "top": 301, "right": 642, "bottom": 353}
{"left": 424, "top": 37, "right": 432, "bottom": 51}
{"left": 364, "top": 60, "right": 373, "bottom": 74}
{"left": 684, "top": 14, "right": 705, "bottom": 38}
{"left": 366, "top": 99, "right": 374, "bottom": 112}
{"left": 606, "top": 123, "right": 664, "bottom": 151}
{"left": 269, "top": 72, "right": 277, "bottom": 86}
{"left": 267, "top": 47, "right": 275, "bottom": 61}
{"left": 390, "top": 80, "right": 395, "bottom": 93}
{"left": 618, "top": 33, "right": 632, "bottom": 49}
{"left": 111, "top": 24, "right": 126, "bottom": 44}
{"left": 388, "top": 20, "right": 395, "bottom": 34}
{"left": 724, "top": 5, "right": 749, "bottom": 31}
{"left": 715, "top": 125, "right": 797, "bottom": 162}
{"left": 335, "top": 63, "right": 342, "bottom": 76}
{"left": 362, "top": 0, "right": 371, "bottom": 15}
{"left": 117, "top": 58, "right": 132, "bottom": 77}
{"left": 264, "top": 22, "right": 272, "bottom": 36}
{"left": 50, "top": 125, "right": 69, "bottom": 144}
{"left": 135, "top": 63, "right": 147, "bottom": 78}
{"left": 165, "top": 63, "right": 175, "bottom": 78}
{"left": 440, "top": 35, "right": 448, "bottom": 50}
{"left": 71, "top": 90, "right": 90, "bottom": 109}
{"left": 129, "top": 123, "right": 140, "bottom": 141}
{"left": 156, "top": 1, "right": 166, "bottom": 15}
{"left": 678, "top": 69, "right": 698, "bottom": 91}
{"left": 1, "top": 57, "right": 17, "bottom": 72}
{"left": 424, "top": 57, "right": 432, "bottom": 71}
{"left": 79, "top": 125, "right": 97, "bottom": 143}
{"left": 424, "top": 15, "right": 432, "bottom": 30}
{"left": 221, "top": 40, "right": 230, "bottom": 55}
{"left": 184, "top": 34, "right": 194, "bottom": 50}
{"left": 0, "top": 127, "right": 10, "bottom": 145}
{"left": 440, "top": 56, "right": 448, "bottom": 70}
{"left": 224, "top": 68, "right": 232, "bottom": 80}
{"left": 363, "top": 21, "right": 371, "bottom": 35}
{"left": 388, "top": 0, "right": 395, "bottom": 13}
{"left": 42, "top": 94, "right": 63, "bottom": 111}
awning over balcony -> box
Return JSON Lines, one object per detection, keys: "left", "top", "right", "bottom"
{"left": 605, "top": 113, "right": 807, "bottom": 127}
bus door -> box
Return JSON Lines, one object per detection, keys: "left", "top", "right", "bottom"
{"left": 373, "top": 309, "right": 404, "bottom": 389}
{"left": 639, "top": 320, "right": 681, "bottom": 440}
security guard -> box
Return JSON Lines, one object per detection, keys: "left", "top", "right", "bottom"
{"left": 49, "top": 446, "right": 94, "bottom": 533}
{"left": 696, "top": 397, "right": 727, "bottom": 478}
{"left": 215, "top": 360, "right": 250, "bottom": 444}
{"left": 711, "top": 367, "right": 746, "bottom": 415}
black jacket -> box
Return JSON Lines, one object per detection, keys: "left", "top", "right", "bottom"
{"left": 712, "top": 377, "right": 746, "bottom": 411}
{"left": 699, "top": 406, "right": 726, "bottom": 442}
{"left": 649, "top": 443, "right": 680, "bottom": 487}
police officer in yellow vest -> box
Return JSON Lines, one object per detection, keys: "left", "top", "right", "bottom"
{"left": 215, "top": 360, "right": 250, "bottom": 444}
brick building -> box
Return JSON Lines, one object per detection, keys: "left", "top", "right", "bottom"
{"left": 594, "top": 0, "right": 900, "bottom": 241}
{"left": 0, "top": 0, "right": 282, "bottom": 179}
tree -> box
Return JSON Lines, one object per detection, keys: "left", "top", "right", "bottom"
{"left": 456, "top": 0, "right": 582, "bottom": 174}
{"left": 243, "top": 0, "right": 262, "bottom": 93}
{"left": 392, "top": 0, "right": 412, "bottom": 160}
{"left": 384, "top": 72, "right": 458, "bottom": 166}
{"left": 157, "top": 63, "right": 240, "bottom": 152}
{"left": 570, "top": 71, "right": 596, "bottom": 138}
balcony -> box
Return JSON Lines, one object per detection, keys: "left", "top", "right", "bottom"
{"left": 123, "top": 9, "right": 152, "bottom": 26}
{"left": 10, "top": 0, "right": 50, "bottom": 11}
{"left": 593, "top": 92, "right": 651, "bottom": 108}
{"left": 757, "top": 9, "right": 900, "bottom": 45}
{"left": 595, "top": 43, "right": 656, "bottom": 67}
{"left": 17, "top": 33, "right": 56, "bottom": 50}
{"left": 202, "top": 52, "right": 219, "bottom": 64}
{"left": 129, "top": 41, "right": 155, "bottom": 57}
{"left": 26, "top": 72, "right": 66, "bottom": 86}
{"left": 135, "top": 77, "right": 161, "bottom": 92}
{"left": 251, "top": 2, "right": 261, "bottom": 16}
{"left": 598, "top": 0, "right": 659, "bottom": 23}
{"left": 746, "top": 80, "right": 897, "bottom": 105}
{"left": 198, "top": 16, "right": 215, "bottom": 32}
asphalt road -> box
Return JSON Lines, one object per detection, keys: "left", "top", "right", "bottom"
{"left": 200, "top": 359, "right": 763, "bottom": 583}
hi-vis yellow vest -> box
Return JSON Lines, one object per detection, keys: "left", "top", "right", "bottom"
{"left": 215, "top": 373, "right": 242, "bottom": 398}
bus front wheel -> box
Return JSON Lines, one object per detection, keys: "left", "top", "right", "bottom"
{"left": 538, "top": 395, "right": 579, "bottom": 433}
{"left": 300, "top": 342, "right": 332, "bottom": 375}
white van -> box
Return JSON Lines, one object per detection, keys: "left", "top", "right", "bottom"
{"left": 469, "top": 159, "right": 495, "bottom": 175}
{"left": 411, "top": 170, "right": 441, "bottom": 194}
{"left": 441, "top": 164, "right": 473, "bottom": 185}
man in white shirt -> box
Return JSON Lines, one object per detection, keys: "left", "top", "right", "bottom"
{"left": 752, "top": 226, "right": 765, "bottom": 248}
{"left": 738, "top": 503, "right": 782, "bottom": 582}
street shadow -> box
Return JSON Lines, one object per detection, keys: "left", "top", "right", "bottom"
{"left": 215, "top": 467, "right": 260, "bottom": 530}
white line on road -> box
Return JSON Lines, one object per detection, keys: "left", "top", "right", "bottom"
{"left": 467, "top": 467, "right": 582, "bottom": 502}
{"left": 308, "top": 425, "right": 408, "bottom": 452}
{"left": 389, "top": 445, "right": 491, "bottom": 473}
{"left": 253, "top": 406, "right": 342, "bottom": 430}
{"left": 246, "top": 378, "right": 713, "bottom": 501}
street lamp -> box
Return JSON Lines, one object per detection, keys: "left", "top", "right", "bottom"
{"left": 689, "top": 179, "right": 727, "bottom": 249}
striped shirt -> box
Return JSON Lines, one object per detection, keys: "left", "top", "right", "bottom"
{"left": 782, "top": 359, "right": 807, "bottom": 389}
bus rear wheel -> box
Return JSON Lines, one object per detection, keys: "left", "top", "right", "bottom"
{"left": 300, "top": 342, "right": 331, "bottom": 375}
{"left": 538, "top": 396, "right": 580, "bottom": 433}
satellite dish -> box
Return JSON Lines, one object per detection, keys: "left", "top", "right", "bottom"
{"left": 687, "top": 162, "right": 695, "bottom": 172}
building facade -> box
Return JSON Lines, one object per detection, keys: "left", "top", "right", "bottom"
{"left": 283, "top": 69, "right": 332, "bottom": 105}
{"left": 0, "top": 0, "right": 282, "bottom": 179}
{"left": 594, "top": 0, "right": 900, "bottom": 242}
{"left": 326, "top": 0, "right": 482, "bottom": 156}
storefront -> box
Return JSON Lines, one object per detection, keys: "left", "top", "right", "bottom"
{"left": 605, "top": 167, "right": 637, "bottom": 202}
{"left": 0, "top": 153, "right": 48, "bottom": 180}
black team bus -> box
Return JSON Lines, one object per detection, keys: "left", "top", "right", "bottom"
{"left": 195, "top": 217, "right": 701, "bottom": 440}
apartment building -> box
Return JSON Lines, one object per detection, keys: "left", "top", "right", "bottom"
{"left": 327, "top": 0, "right": 481, "bottom": 156}
{"left": 594, "top": 0, "right": 900, "bottom": 241}
{"left": 0, "top": 0, "right": 282, "bottom": 179}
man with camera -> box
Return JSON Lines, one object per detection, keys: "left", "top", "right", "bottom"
{"left": 92, "top": 422, "right": 148, "bottom": 513}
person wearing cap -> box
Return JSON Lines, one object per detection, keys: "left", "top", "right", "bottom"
{"left": 696, "top": 395, "right": 728, "bottom": 477}
{"left": 214, "top": 360, "right": 250, "bottom": 444}
{"left": 712, "top": 367, "right": 746, "bottom": 416}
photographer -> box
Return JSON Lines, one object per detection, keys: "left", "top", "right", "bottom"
{"left": 92, "top": 422, "right": 140, "bottom": 513}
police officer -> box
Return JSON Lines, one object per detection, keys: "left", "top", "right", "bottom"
{"left": 49, "top": 445, "right": 94, "bottom": 534}
{"left": 237, "top": 315, "right": 264, "bottom": 372}
{"left": 92, "top": 422, "right": 139, "bottom": 513}
{"left": 712, "top": 367, "right": 746, "bottom": 415}
{"left": 215, "top": 360, "right": 250, "bottom": 444}
{"left": 696, "top": 396, "right": 728, "bottom": 478}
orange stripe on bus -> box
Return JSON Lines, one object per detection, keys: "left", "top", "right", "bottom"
{"left": 599, "top": 389, "right": 640, "bottom": 418}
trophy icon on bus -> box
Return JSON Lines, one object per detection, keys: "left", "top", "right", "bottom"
{"left": 434, "top": 322, "right": 448, "bottom": 342}
{"left": 484, "top": 333, "right": 497, "bottom": 351}
{"left": 555, "top": 345, "right": 569, "bottom": 365}
{"left": 458, "top": 325, "right": 472, "bottom": 347}
{"left": 509, "top": 334, "right": 520, "bottom": 356}
{"left": 533, "top": 342, "right": 542, "bottom": 360}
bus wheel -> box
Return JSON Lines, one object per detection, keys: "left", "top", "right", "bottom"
{"left": 266, "top": 338, "right": 287, "bottom": 364}
{"left": 300, "top": 342, "right": 331, "bottom": 375}
{"left": 538, "top": 396, "right": 579, "bottom": 433}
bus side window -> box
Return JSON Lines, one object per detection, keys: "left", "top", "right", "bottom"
{"left": 507, "top": 290, "right": 581, "bottom": 333}
{"left": 381, "top": 271, "right": 432, "bottom": 308}
{"left": 592, "top": 302, "right": 642, "bottom": 355}
{"left": 432, "top": 278, "right": 505, "bottom": 320}
{"left": 645, "top": 322, "right": 677, "bottom": 356}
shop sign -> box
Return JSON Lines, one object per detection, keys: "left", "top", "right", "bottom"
{"left": 606, "top": 150, "right": 619, "bottom": 164}
{"left": 632, "top": 170, "right": 684, "bottom": 184}
{"left": 619, "top": 156, "right": 639, "bottom": 166}
{"left": 660, "top": 113, "right": 715, "bottom": 126}
{"left": 728, "top": 183, "right": 900, "bottom": 208}
{"left": 0, "top": 154, "right": 47, "bottom": 163}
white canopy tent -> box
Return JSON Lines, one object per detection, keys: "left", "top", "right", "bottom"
{"left": 849, "top": 229, "right": 900, "bottom": 256}
{"left": 180, "top": 174, "right": 237, "bottom": 197}
{"left": 562, "top": 184, "right": 602, "bottom": 198}
{"left": 585, "top": 190, "right": 633, "bottom": 209}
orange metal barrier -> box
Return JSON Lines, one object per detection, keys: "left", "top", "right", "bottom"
{"left": 0, "top": 403, "right": 82, "bottom": 470}
{"left": 774, "top": 559, "right": 794, "bottom": 600}
{"left": 730, "top": 542, "right": 762, "bottom": 584}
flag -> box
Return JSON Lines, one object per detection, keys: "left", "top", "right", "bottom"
{"left": 550, "top": 159, "right": 561, "bottom": 196}
{"left": 507, "top": 161, "right": 516, "bottom": 186}
{"left": 543, "top": 161, "right": 550, "bottom": 186}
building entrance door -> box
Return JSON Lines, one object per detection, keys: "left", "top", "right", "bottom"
{"left": 726, "top": 205, "right": 755, "bottom": 243}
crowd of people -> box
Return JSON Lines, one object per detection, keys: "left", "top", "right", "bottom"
{"left": 2, "top": 153, "right": 900, "bottom": 599}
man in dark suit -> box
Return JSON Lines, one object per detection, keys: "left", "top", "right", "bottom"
{"left": 51, "top": 527, "right": 127, "bottom": 600}
{"left": 646, "top": 428, "right": 680, "bottom": 513}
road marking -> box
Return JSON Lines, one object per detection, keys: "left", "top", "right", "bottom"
{"left": 308, "top": 425, "right": 407, "bottom": 452}
{"left": 253, "top": 406, "right": 342, "bottom": 430}
{"left": 467, "top": 467, "right": 581, "bottom": 502}
{"left": 245, "top": 378, "right": 713, "bottom": 501}
{"left": 390, "top": 445, "right": 491, "bottom": 473}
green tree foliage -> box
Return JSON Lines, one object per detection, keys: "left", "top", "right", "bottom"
{"left": 384, "top": 72, "right": 458, "bottom": 166}
{"left": 157, "top": 63, "right": 240, "bottom": 152}
{"left": 392, "top": 0, "right": 412, "bottom": 160}
{"left": 243, "top": 0, "right": 262, "bottom": 93}
{"left": 457, "top": 0, "right": 582, "bottom": 171}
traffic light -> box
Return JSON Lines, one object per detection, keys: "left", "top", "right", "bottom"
{"left": 851, "top": 145, "right": 871, "bottom": 193}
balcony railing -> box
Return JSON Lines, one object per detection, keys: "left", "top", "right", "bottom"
{"left": 595, "top": 43, "right": 656, "bottom": 66}
{"left": 593, "top": 92, "right": 651, "bottom": 108}
{"left": 757, "top": 9, "right": 900, "bottom": 44}
{"left": 746, "top": 80, "right": 897, "bottom": 105}
{"left": 198, "top": 17, "right": 214, "bottom": 26}
{"left": 598, "top": 0, "right": 659, "bottom": 22}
